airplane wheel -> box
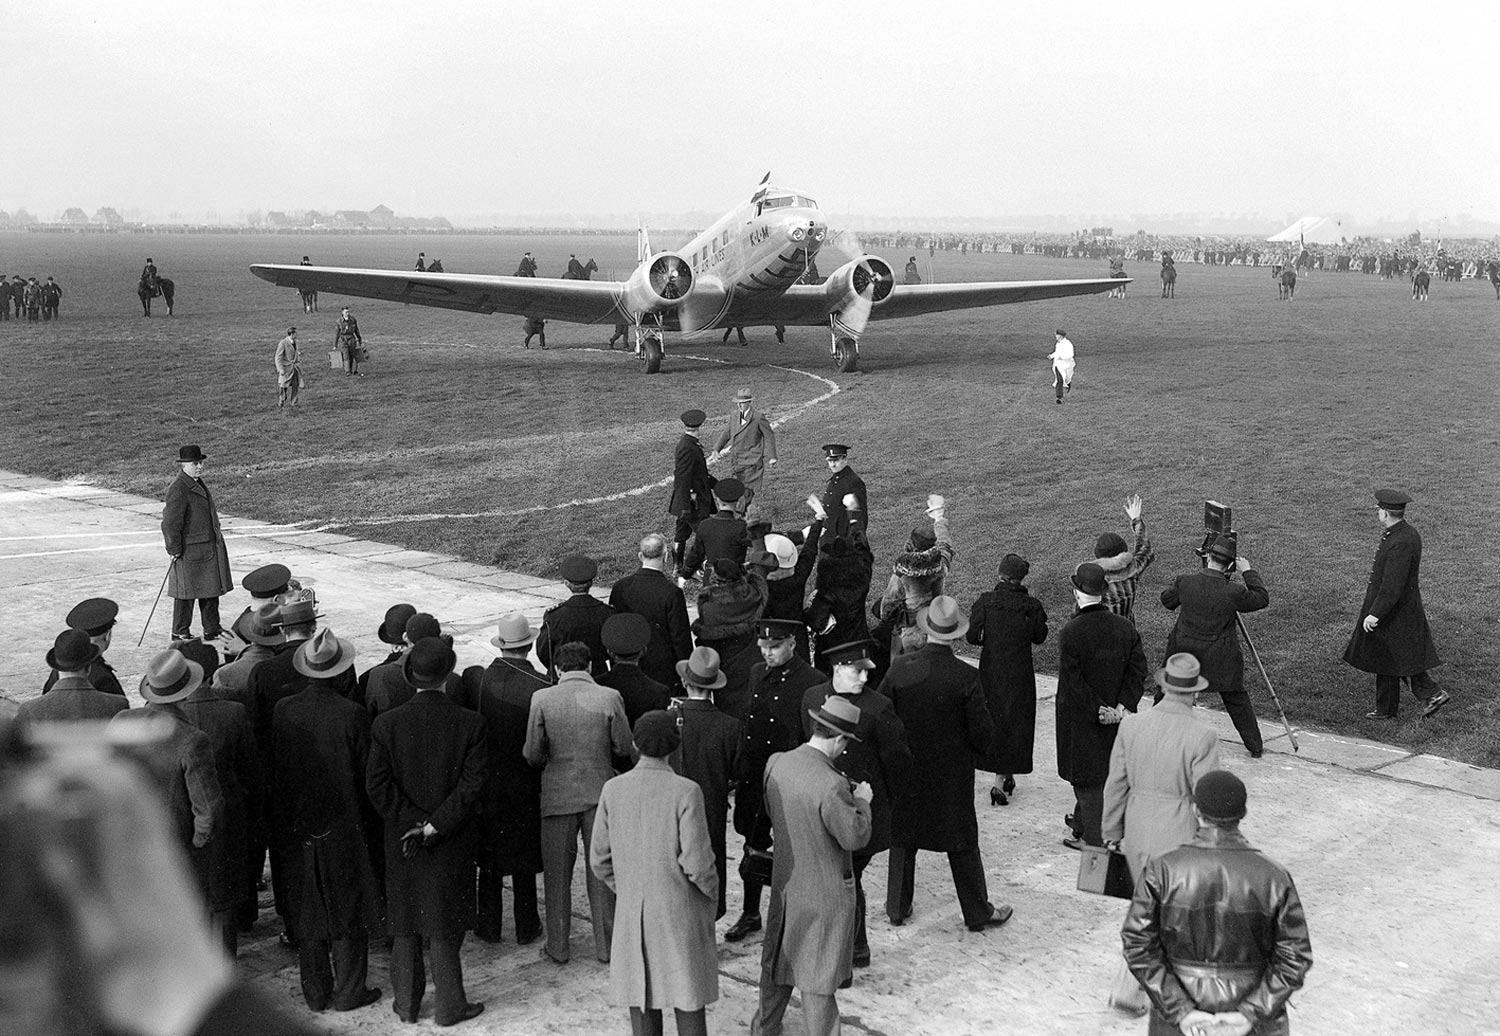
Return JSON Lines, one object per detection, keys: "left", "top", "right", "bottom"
{"left": 833, "top": 338, "right": 858, "bottom": 373}
{"left": 641, "top": 336, "right": 663, "bottom": 374}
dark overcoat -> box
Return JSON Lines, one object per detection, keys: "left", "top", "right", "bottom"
{"left": 272, "top": 682, "right": 384, "bottom": 938}
{"left": 44, "top": 656, "right": 125, "bottom": 697}
{"left": 668, "top": 432, "right": 716, "bottom": 519}
{"left": 367, "top": 689, "right": 487, "bottom": 938}
{"left": 799, "top": 683, "right": 912, "bottom": 856}
{"left": 966, "top": 581, "right": 1048, "bottom": 774}
{"left": 734, "top": 656, "right": 827, "bottom": 842}
{"left": 764, "top": 519, "right": 822, "bottom": 662}
{"left": 1161, "top": 567, "right": 1269, "bottom": 699}
{"left": 1342, "top": 520, "right": 1441, "bottom": 676}
{"left": 879, "top": 644, "right": 994, "bottom": 851}
{"left": 181, "top": 685, "right": 261, "bottom": 912}
{"left": 1055, "top": 604, "right": 1147, "bottom": 786}
{"left": 599, "top": 664, "right": 672, "bottom": 727}
{"left": 819, "top": 465, "right": 869, "bottom": 541}
{"left": 669, "top": 697, "right": 742, "bottom": 916}
{"left": 683, "top": 510, "right": 751, "bottom": 577}
{"left": 608, "top": 567, "right": 693, "bottom": 687}
{"left": 161, "top": 471, "right": 233, "bottom": 600}
{"left": 805, "top": 523, "right": 874, "bottom": 671}
{"left": 462, "top": 657, "right": 547, "bottom": 875}
{"left": 536, "top": 593, "right": 615, "bottom": 677}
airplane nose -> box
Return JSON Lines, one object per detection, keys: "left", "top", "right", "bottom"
{"left": 789, "top": 220, "right": 826, "bottom": 244}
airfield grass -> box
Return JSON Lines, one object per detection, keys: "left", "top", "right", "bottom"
{"left": 1, "top": 231, "right": 1497, "bottom": 767}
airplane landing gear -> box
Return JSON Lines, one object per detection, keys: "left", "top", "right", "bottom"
{"left": 636, "top": 325, "right": 664, "bottom": 374}
{"left": 832, "top": 335, "right": 859, "bottom": 373}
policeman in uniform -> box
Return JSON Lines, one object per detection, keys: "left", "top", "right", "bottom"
{"left": 681, "top": 477, "right": 750, "bottom": 583}
{"left": 222, "top": 564, "right": 299, "bottom": 656}
{"left": 535, "top": 555, "right": 615, "bottom": 679}
{"left": 726, "top": 618, "right": 826, "bottom": 942}
{"left": 818, "top": 443, "right": 869, "bottom": 541}
{"left": 43, "top": 597, "right": 126, "bottom": 697}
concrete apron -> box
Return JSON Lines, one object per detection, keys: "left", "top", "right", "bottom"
{"left": 2, "top": 469, "right": 1497, "bottom": 1035}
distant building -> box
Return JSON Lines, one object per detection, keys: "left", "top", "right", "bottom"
{"left": 368, "top": 204, "right": 396, "bottom": 227}
{"left": 94, "top": 207, "right": 124, "bottom": 227}
{"left": 334, "top": 209, "right": 369, "bottom": 228}
{"left": 61, "top": 207, "right": 90, "bottom": 225}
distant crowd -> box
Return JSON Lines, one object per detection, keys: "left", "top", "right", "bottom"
{"left": 1, "top": 272, "right": 61, "bottom": 321}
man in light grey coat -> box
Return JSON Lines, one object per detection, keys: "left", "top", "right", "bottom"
{"left": 274, "top": 326, "right": 301, "bottom": 408}
{"left": 709, "top": 387, "right": 777, "bottom": 516}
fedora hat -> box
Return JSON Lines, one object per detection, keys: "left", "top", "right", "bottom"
{"left": 676, "top": 645, "right": 727, "bottom": 690}
{"left": 276, "top": 598, "right": 323, "bottom": 629}
{"left": 46, "top": 629, "right": 102, "bottom": 671}
{"left": 764, "top": 533, "right": 798, "bottom": 570}
{"left": 1155, "top": 652, "right": 1209, "bottom": 694}
{"left": 733, "top": 387, "right": 753, "bottom": 403}
{"left": 808, "top": 694, "right": 863, "bottom": 741}
{"left": 378, "top": 603, "right": 418, "bottom": 644}
{"left": 233, "top": 602, "right": 285, "bottom": 647}
{"left": 177, "top": 444, "right": 207, "bottom": 463}
{"left": 916, "top": 596, "right": 969, "bottom": 641}
{"left": 491, "top": 612, "right": 536, "bottom": 650}
{"left": 1208, "top": 534, "right": 1238, "bottom": 562}
{"left": 404, "top": 636, "right": 456, "bottom": 690}
{"left": 139, "top": 648, "right": 204, "bottom": 703}
{"left": 293, "top": 628, "right": 358, "bottom": 679}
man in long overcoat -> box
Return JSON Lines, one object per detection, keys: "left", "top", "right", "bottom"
{"left": 817, "top": 443, "right": 869, "bottom": 541}
{"left": 751, "top": 696, "right": 872, "bottom": 1036}
{"left": 800, "top": 640, "right": 911, "bottom": 967}
{"left": 1342, "top": 488, "right": 1446, "bottom": 718}
{"left": 1057, "top": 563, "right": 1147, "bottom": 848}
{"left": 669, "top": 647, "right": 742, "bottom": 920}
{"left": 882, "top": 598, "right": 1012, "bottom": 932}
{"left": 367, "top": 638, "right": 487, "bottom": 1026}
{"left": 461, "top": 613, "right": 547, "bottom": 945}
{"left": 273, "top": 630, "right": 384, "bottom": 1012}
{"left": 1160, "top": 534, "right": 1269, "bottom": 756}
{"left": 591, "top": 711, "right": 720, "bottom": 1036}
{"left": 274, "top": 326, "right": 301, "bottom": 408}
{"left": 965, "top": 553, "right": 1048, "bottom": 804}
{"left": 681, "top": 479, "right": 751, "bottom": 582}
{"left": 608, "top": 533, "right": 693, "bottom": 687}
{"left": 668, "top": 409, "right": 716, "bottom": 577}
{"left": 161, "top": 444, "right": 233, "bottom": 641}
{"left": 709, "top": 387, "right": 778, "bottom": 515}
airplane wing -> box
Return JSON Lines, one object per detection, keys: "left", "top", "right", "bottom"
{"left": 718, "top": 278, "right": 1126, "bottom": 326}
{"left": 249, "top": 264, "right": 627, "bottom": 323}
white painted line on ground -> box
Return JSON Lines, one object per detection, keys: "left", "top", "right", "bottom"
{"left": 0, "top": 523, "right": 318, "bottom": 542}
{"left": 0, "top": 525, "right": 339, "bottom": 560}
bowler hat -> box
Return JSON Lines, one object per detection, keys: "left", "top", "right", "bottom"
{"left": 138, "top": 648, "right": 204, "bottom": 704}
{"left": 676, "top": 646, "right": 727, "bottom": 690}
{"left": 1072, "top": 562, "right": 1107, "bottom": 596}
{"left": 1194, "top": 770, "right": 1247, "bottom": 822}
{"left": 559, "top": 554, "right": 598, "bottom": 583}
{"left": 378, "top": 603, "right": 418, "bottom": 644}
{"left": 233, "top": 602, "right": 286, "bottom": 647}
{"left": 293, "top": 628, "right": 358, "bottom": 679}
{"left": 997, "top": 553, "right": 1030, "bottom": 581}
{"left": 681, "top": 409, "right": 706, "bottom": 428}
{"left": 404, "top": 636, "right": 457, "bottom": 690}
{"left": 756, "top": 618, "right": 803, "bottom": 642}
{"left": 1155, "top": 652, "right": 1209, "bottom": 693}
{"left": 47, "top": 629, "right": 102, "bottom": 671}
{"left": 822, "top": 639, "right": 875, "bottom": 670}
{"left": 764, "top": 533, "right": 798, "bottom": 570}
{"left": 490, "top": 612, "right": 536, "bottom": 650}
{"left": 1208, "top": 535, "right": 1238, "bottom": 563}
{"left": 1095, "top": 532, "right": 1128, "bottom": 558}
{"left": 808, "top": 694, "right": 863, "bottom": 741}
{"left": 634, "top": 710, "right": 681, "bottom": 757}
{"left": 1374, "top": 488, "right": 1413, "bottom": 509}
{"left": 404, "top": 612, "right": 442, "bottom": 643}
{"left": 241, "top": 563, "right": 292, "bottom": 599}
{"left": 916, "top": 596, "right": 970, "bottom": 641}
{"left": 714, "top": 478, "right": 745, "bottom": 503}
{"left": 178, "top": 444, "right": 207, "bottom": 463}
{"left": 601, "top": 613, "right": 651, "bottom": 657}
{"left": 65, "top": 597, "right": 118, "bottom": 636}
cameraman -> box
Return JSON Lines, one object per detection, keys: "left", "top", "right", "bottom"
{"left": 1160, "top": 534, "right": 1270, "bottom": 757}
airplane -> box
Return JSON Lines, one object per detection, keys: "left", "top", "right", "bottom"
{"left": 250, "top": 177, "right": 1126, "bottom": 374}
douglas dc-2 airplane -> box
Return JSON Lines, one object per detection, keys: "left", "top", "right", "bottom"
{"left": 250, "top": 177, "right": 1125, "bottom": 374}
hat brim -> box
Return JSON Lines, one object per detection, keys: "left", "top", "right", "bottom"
{"left": 46, "top": 643, "right": 103, "bottom": 672}
{"left": 1155, "top": 670, "right": 1209, "bottom": 693}
{"left": 491, "top": 632, "right": 536, "bottom": 650}
{"left": 808, "top": 708, "right": 863, "bottom": 741}
{"left": 915, "top": 611, "right": 970, "bottom": 641}
{"left": 292, "top": 638, "right": 357, "bottom": 679}
{"left": 234, "top": 611, "right": 286, "bottom": 647}
{"left": 676, "top": 659, "right": 727, "bottom": 690}
{"left": 139, "top": 659, "right": 204, "bottom": 703}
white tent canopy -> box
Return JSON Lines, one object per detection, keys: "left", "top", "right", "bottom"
{"left": 1267, "top": 216, "right": 1344, "bottom": 245}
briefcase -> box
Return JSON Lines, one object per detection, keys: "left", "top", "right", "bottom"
{"left": 739, "top": 846, "right": 774, "bottom": 885}
{"left": 1077, "top": 845, "right": 1134, "bottom": 899}
{"left": 328, "top": 349, "right": 343, "bottom": 370}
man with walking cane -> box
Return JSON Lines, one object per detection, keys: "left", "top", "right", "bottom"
{"left": 161, "top": 445, "right": 233, "bottom": 643}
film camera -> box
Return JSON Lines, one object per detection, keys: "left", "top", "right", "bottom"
{"left": 1195, "top": 500, "right": 1238, "bottom": 562}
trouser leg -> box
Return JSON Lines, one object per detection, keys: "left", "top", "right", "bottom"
{"left": 513, "top": 872, "right": 542, "bottom": 940}
{"left": 199, "top": 597, "right": 223, "bottom": 638}
{"left": 429, "top": 935, "right": 469, "bottom": 1024}
{"left": 948, "top": 849, "right": 992, "bottom": 928}
{"left": 742, "top": 871, "right": 764, "bottom": 916}
{"left": 886, "top": 846, "right": 915, "bottom": 922}
{"left": 1054, "top": 368, "right": 1065, "bottom": 400}
{"left": 390, "top": 934, "right": 425, "bottom": 1020}
{"left": 476, "top": 838, "right": 503, "bottom": 939}
{"left": 1375, "top": 675, "right": 1402, "bottom": 716}
{"left": 541, "top": 813, "right": 578, "bottom": 961}
{"left": 329, "top": 934, "right": 371, "bottom": 1010}
{"left": 578, "top": 805, "right": 615, "bottom": 961}
{"left": 713, "top": 847, "right": 727, "bottom": 920}
{"left": 675, "top": 1008, "right": 709, "bottom": 1036}
{"left": 748, "top": 981, "right": 794, "bottom": 1036}
{"left": 298, "top": 938, "right": 334, "bottom": 1010}
{"left": 1071, "top": 784, "right": 1104, "bottom": 845}
{"left": 629, "top": 1007, "right": 665, "bottom": 1036}
{"left": 1408, "top": 670, "right": 1440, "bottom": 703}
{"left": 209, "top": 908, "right": 237, "bottom": 958}
{"left": 171, "top": 597, "right": 193, "bottom": 638}
{"left": 851, "top": 852, "right": 871, "bottom": 959}
{"left": 800, "top": 991, "right": 843, "bottom": 1036}
{"left": 1219, "top": 690, "right": 1263, "bottom": 754}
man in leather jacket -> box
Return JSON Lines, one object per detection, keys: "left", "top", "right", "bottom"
{"left": 1121, "top": 770, "right": 1312, "bottom": 1036}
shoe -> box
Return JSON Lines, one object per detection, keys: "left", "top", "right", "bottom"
{"left": 1063, "top": 813, "right": 1081, "bottom": 839}
{"left": 1063, "top": 837, "right": 1087, "bottom": 851}
{"left": 515, "top": 925, "right": 542, "bottom": 946}
{"left": 278, "top": 930, "right": 299, "bottom": 950}
{"left": 474, "top": 928, "right": 504, "bottom": 944}
{"left": 1002, "top": 775, "right": 1016, "bottom": 795}
{"left": 1249, "top": 749, "right": 1264, "bottom": 758}
{"left": 838, "top": 976, "right": 853, "bottom": 990}
{"left": 1422, "top": 691, "right": 1451, "bottom": 717}
{"left": 1055, "top": 398, "right": 1063, "bottom": 404}
{"left": 967, "top": 904, "right": 1014, "bottom": 932}
{"left": 436, "top": 1003, "right": 484, "bottom": 1027}
{"left": 1066, "top": 383, "right": 1072, "bottom": 393}
{"left": 335, "top": 988, "right": 383, "bottom": 1011}
{"left": 852, "top": 948, "right": 871, "bottom": 967}
{"left": 393, "top": 1005, "right": 418, "bottom": 1024}
{"left": 1365, "top": 710, "right": 1397, "bottom": 719}
{"left": 541, "top": 946, "right": 568, "bottom": 965}
{"left": 724, "top": 913, "right": 762, "bottom": 942}
{"left": 989, "top": 786, "right": 1007, "bottom": 806}
{"left": 889, "top": 908, "right": 913, "bottom": 926}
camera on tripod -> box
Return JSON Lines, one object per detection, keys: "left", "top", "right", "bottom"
{"left": 1195, "top": 500, "right": 1238, "bottom": 562}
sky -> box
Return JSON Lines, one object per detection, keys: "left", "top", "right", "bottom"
{"left": 3, "top": 1, "right": 1497, "bottom": 232}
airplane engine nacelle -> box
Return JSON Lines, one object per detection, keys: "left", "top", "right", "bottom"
{"left": 622, "top": 252, "right": 694, "bottom": 314}
{"left": 821, "top": 255, "right": 896, "bottom": 313}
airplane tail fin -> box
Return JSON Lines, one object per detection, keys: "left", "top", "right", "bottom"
{"left": 638, "top": 222, "right": 652, "bottom": 263}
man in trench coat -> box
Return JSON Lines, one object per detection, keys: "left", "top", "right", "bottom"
{"left": 709, "top": 387, "right": 778, "bottom": 515}
{"left": 591, "top": 711, "right": 719, "bottom": 1036}
{"left": 275, "top": 326, "right": 301, "bottom": 408}
{"left": 161, "top": 444, "right": 233, "bottom": 641}
{"left": 750, "top": 696, "right": 872, "bottom": 1036}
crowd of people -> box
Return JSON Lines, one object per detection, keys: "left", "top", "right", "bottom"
{"left": 6, "top": 406, "right": 1454, "bottom": 1035}
{"left": 0, "top": 272, "right": 61, "bottom": 321}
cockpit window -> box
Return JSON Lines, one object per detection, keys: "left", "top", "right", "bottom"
{"left": 762, "top": 195, "right": 795, "bottom": 209}
{"left": 797, "top": 196, "right": 817, "bottom": 208}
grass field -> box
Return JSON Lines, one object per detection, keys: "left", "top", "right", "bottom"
{"left": 1, "top": 230, "right": 1496, "bottom": 766}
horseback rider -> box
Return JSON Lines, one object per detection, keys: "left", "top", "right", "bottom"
{"left": 516, "top": 252, "right": 538, "bottom": 277}
{"left": 140, "top": 257, "right": 159, "bottom": 297}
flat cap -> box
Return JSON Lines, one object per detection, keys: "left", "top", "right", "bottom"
{"left": 634, "top": 710, "right": 681, "bottom": 757}
{"left": 601, "top": 612, "right": 651, "bottom": 657}
{"left": 1374, "top": 488, "right": 1413, "bottom": 508}
{"left": 241, "top": 563, "right": 292, "bottom": 598}
{"left": 66, "top": 597, "right": 118, "bottom": 636}
{"left": 681, "top": 409, "right": 706, "bottom": 428}
{"left": 559, "top": 554, "right": 598, "bottom": 583}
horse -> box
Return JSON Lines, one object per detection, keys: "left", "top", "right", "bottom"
{"left": 1294, "top": 249, "right": 1316, "bottom": 273}
{"left": 1488, "top": 262, "right": 1500, "bottom": 299}
{"left": 1278, "top": 268, "right": 1296, "bottom": 301}
{"left": 562, "top": 258, "right": 598, "bottom": 280}
{"left": 1411, "top": 270, "right": 1430, "bottom": 302}
{"left": 299, "top": 287, "right": 318, "bottom": 313}
{"left": 138, "top": 276, "right": 175, "bottom": 316}
{"left": 1160, "top": 264, "right": 1176, "bottom": 298}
